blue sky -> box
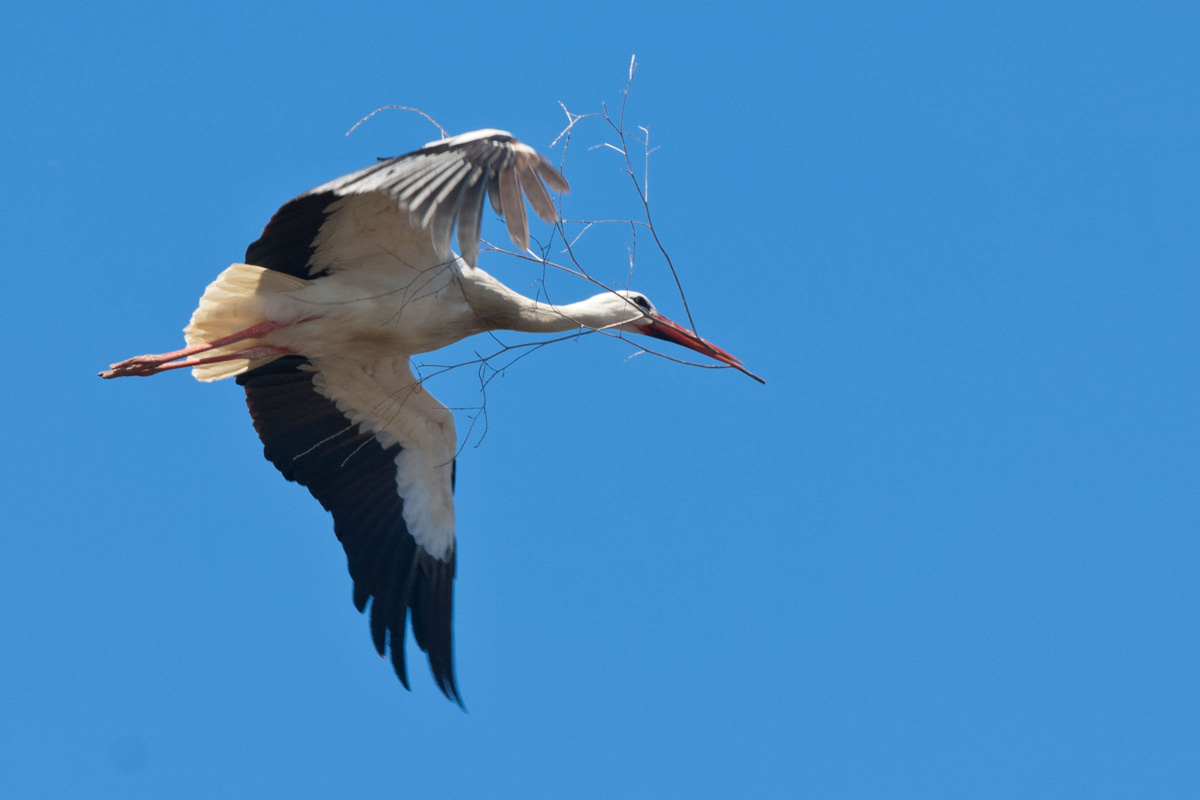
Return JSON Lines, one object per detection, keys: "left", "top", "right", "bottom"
{"left": 3, "top": 1, "right": 1198, "bottom": 797}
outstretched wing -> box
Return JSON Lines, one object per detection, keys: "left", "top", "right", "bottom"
{"left": 244, "top": 129, "right": 570, "bottom": 280}
{"left": 237, "top": 355, "right": 462, "bottom": 703}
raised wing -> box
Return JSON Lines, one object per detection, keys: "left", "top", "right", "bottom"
{"left": 244, "top": 129, "right": 570, "bottom": 279}
{"left": 237, "top": 355, "right": 462, "bottom": 703}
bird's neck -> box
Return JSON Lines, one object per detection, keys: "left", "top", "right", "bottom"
{"left": 461, "top": 268, "right": 614, "bottom": 334}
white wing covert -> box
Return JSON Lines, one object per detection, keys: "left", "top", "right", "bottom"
{"left": 310, "top": 129, "right": 570, "bottom": 267}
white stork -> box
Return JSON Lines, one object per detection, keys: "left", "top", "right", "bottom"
{"left": 101, "top": 129, "right": 758, "bottom": 704}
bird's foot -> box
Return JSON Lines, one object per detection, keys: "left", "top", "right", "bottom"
{"left": 99, "top": 354, "right": 176, "bottom": 378}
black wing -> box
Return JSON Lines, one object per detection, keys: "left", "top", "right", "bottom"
{"left": 237, "top": 355, "right": 461, "bottom": 704}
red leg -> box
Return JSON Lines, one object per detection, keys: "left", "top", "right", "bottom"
{"left": 99, "top": 345, "right": 297, "bottom": 379}
{"left": 101, "top": 316, "right": 319, "bottom": 378}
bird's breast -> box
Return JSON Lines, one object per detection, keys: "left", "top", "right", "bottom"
{"left": 261, "top": 268, "right": 482, "bottom": 359}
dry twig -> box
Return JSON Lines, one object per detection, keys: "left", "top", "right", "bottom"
{"left": 353, "top": 58, "right": 723, "bottom": 450}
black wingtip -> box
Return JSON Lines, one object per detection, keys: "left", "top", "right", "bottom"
{"left": 369, "top": 596, "right": 388, "bottom": 657}
{"left": 390, "top": 638, "right": 411, "bottom": 691}
{"left": 434, "top": 665, "right": 465, "bottom": 710}
{"left": 352, "top": 583, "right": 370, "bottom": 613}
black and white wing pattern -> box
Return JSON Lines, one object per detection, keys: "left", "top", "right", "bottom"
{"left": 237, "top": 355, "right": 462, "bottom": 703}
{"left": 244, "top": 129, "right": 570, "bottom": 280}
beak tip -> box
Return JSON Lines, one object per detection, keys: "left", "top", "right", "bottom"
{"left": 644, "top": 315, "right": 762, "bottom": 383}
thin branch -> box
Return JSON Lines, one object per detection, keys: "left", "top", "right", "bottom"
{"left": 553, "top": 56, "right": 698, "bottom": 334}
{"left": 398, "top": 58, "right": 747, "bottom": 448}
{"left": 345, "top": 105, "right": 449, "bottom": 139}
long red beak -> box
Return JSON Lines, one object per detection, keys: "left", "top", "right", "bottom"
{"left": 642, "top": 315, "right": 765, "bottom": 384}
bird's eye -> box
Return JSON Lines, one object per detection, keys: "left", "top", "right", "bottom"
{"left": 632, "top": 295, "right": 652, "bottom": 312}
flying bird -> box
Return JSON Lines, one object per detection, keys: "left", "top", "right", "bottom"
{"left": 101, "top": 128, "right": 760, "bottom": 704}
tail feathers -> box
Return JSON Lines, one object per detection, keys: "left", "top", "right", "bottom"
{"left": 184, "top": 263, "right": 310, "bottom": 382}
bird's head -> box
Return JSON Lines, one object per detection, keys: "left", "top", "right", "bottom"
{"left": 585, "top": 290, "right": 764, "bottom": 383}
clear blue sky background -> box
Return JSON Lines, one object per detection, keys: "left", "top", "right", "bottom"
{"left": 3, "top": 2, "right": 1197, "bottom": 797}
